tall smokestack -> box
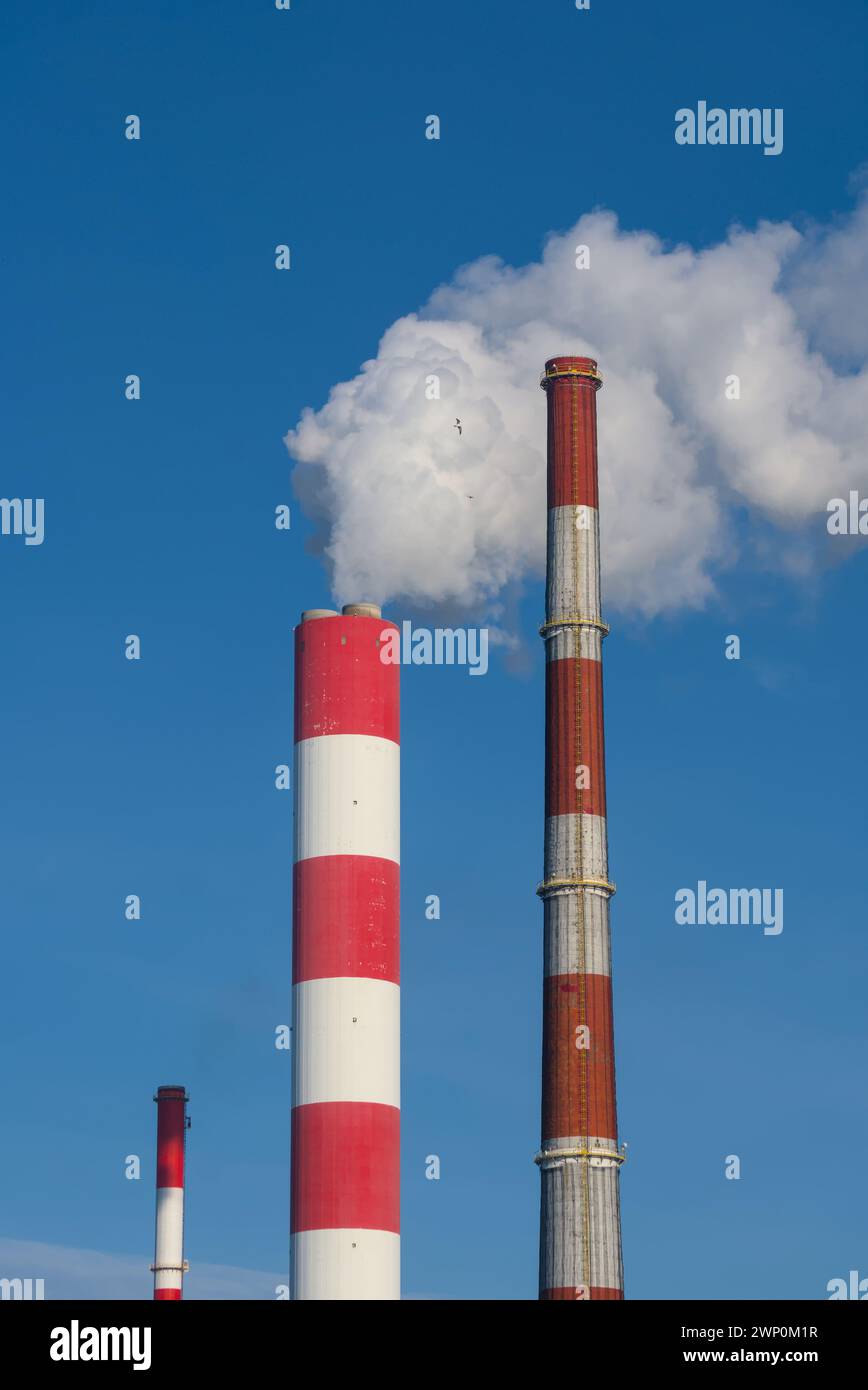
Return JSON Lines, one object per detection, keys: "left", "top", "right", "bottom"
{"left": 291, "top": 603, "right": 400, "bottom": 1300}
{"left": 537, "top": 357, "right": 624, "bottom": 1300}
{"left": 152, "top": 1085, "right": 189, "bottom": 1300}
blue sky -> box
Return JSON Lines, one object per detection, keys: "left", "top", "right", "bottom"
{"left": 2, "top": 0, "right": 867, "bottom": 1300}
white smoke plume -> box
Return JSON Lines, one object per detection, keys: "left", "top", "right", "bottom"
{"left": 285, "top": 191, "right": 868, "bottom": 618}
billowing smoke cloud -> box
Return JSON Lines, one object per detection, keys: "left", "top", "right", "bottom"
{"left": 285, "top": 193, "right": 868, "bottom": 618}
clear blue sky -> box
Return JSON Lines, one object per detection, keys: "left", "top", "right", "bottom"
{"left": 2, "top": 0, "right": 867, "bottom": 1299}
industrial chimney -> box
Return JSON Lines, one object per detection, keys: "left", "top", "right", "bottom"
{"left": 291, "top": 603, "right": 400, "bottom": 1299}
{"left": 152, "top": 1085, "right": 189, "bottom": 1300}
{"left": 536, "top": 357, "right": 624, "bottom": 1299}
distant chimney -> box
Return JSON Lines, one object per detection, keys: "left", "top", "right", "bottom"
{"left": 152, "top": 1085, "right": 189, "bottom": 1299}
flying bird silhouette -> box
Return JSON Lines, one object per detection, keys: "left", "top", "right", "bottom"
{"left": 454, "top": 418, "right": 462, "bottom": 436}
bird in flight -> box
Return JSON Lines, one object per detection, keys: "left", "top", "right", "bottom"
{"left": 454, "top": 418, "right": 462, "bottom": 436}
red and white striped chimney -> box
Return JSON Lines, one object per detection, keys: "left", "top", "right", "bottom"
{"left": 291, "top": 603, "right": 400, "bottom": 1300}
{"left": 152, "top": 1085, "right": 188, "bottom": 1300}
{"left": 537, "top": 357, "right": 624, "bottom": 1300}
